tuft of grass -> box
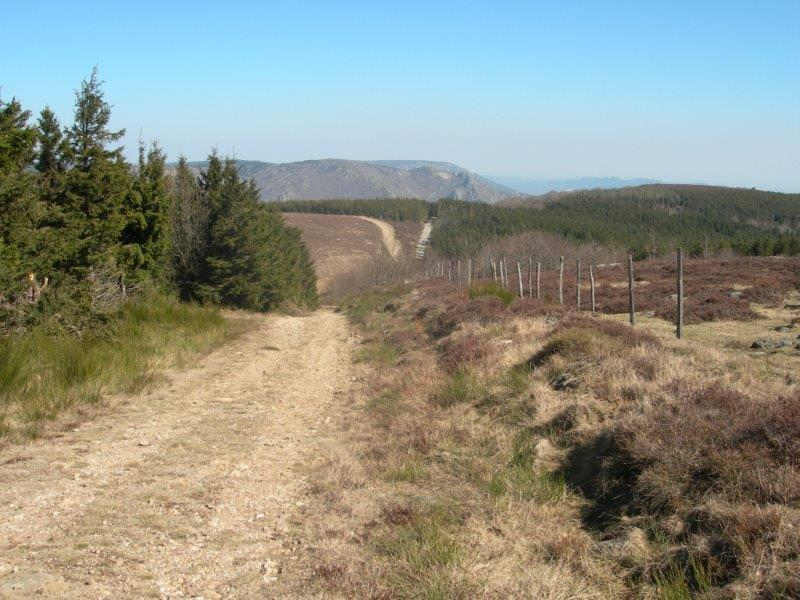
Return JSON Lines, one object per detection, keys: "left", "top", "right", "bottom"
{"left": 505, "top": 466, "right": 566, "bottom": 502}
{"left": 652, "top": 556, "right": 712, "bottom": 600}
{"left": 354, "top": 340, "right": 400, "bottom": 366}
{"left": 340, "top": 285, "right": 408, "bottom": 324}
{"left": 375, "top": 503, "right": 471, "bottom": 598}
{"left": 366, "top": 391, "right": 401, "bottom": 419}
{"left": 468, "top": 282, "right": 514, "bottom": 306}
{"left": 432, "top": 371, "right": 487, "bottom": 408}
{"left": 0, "top": 293, "right": 246, "bottom": 439}
{"left": 384, "top": 461, "right": 427, "bottom": 483}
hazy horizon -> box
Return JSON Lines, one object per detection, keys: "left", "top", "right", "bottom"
{"left": 4, "top": 1, "right": 799, "bottom": 193}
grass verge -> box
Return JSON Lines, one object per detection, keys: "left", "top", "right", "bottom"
{"left": 0, "top": 292, "right": 249, "bottom": 440}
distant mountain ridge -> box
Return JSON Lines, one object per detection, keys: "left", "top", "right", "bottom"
{"left": 184, "top": 159, "right": 516, "bottom": 204}
{"left": 491, "top": 176, "right": 658, "bottom": 195}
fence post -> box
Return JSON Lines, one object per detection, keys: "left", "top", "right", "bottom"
{"left": 467, "top": 258, "right": 472, "bottom": 287}
{"left": 628, "top": 254, "right": 635, "bottom": 326}
{"left": 528, "top": 256, "right": 533, "bottom": 298}
{"left": 536, "top": 261, "right": 541, "bottom": 300}
{"left": 589, "top": 264, "right": 596, "bottom": 314}
{"left": 491, "top": 260, "right": 497, "bottom": 282}
{"left": 576, "top": 259, "right": 582, "bottom": 310}
{"left": 676, "top": 248, "right": 684, "bottom": 339}
{"left": 558, "top": 256, "right": 564, "bottom": 305}
{"left": 517, "top": 261, "right": 524, "bottom": 298}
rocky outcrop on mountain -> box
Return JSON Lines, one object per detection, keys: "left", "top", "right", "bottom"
{"left": 185, "top": 159, "right": 515, "bottom": 203}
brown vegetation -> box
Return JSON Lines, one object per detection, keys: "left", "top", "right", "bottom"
{"left": 427, "top": 255, "right": 800, "bottom": 324}
{"left": 309, "top": 272, "right": 800, "bottom": 598}
{"left": 283, "top": 213, "right": 388, "bottom": 294}
{"left": 284, "top": 212, "right": 424, "bottom": 299}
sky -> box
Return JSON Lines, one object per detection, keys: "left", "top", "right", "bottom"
{"left": 2, "top": 1, "right": 799, "bottom": 192}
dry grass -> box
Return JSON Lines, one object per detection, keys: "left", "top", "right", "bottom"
{"left": 283, "top": 212, "right": 390, "bottom": 294}
{"left": 306, "top": 272, "right": 800, "bottom": 598}
{"left": 284, "top": 212, "right": 425, "bottom": 300}
{"left": 0, "top": 293, "right": 249, "bottom": 442}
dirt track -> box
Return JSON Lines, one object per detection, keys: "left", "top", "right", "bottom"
{"left": 356, "top": 216, "right": 401, "bottom": 258}
{"left": 0, "top": 311, "right": 355, "bottom": 599}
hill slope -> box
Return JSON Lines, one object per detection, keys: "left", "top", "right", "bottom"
{"left": 503, "top": 183, "right": 800, "bottom": 227}
{"left": 434, "top": 184, "right": 800, "bottom": 257}
{"left": 186, "top": 159, "right": 515, "bottom": 203}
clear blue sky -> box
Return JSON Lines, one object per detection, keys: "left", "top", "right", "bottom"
{"left": 3, "top": 1, "right": 798, "bottom": 191}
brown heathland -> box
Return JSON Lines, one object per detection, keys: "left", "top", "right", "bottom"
{"left": 283, "top": 212, "right": 387, "bottom": 293}
{"left": 2, "top": 253, "right": 798, "bottom": 598}
{"left": 307, "top": 273, "right": 800, "bottom": 598}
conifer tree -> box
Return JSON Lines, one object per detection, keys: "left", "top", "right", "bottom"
{"left": 170, "top": 157, "right": 207, "bottom": 299}
{"left": 0, "top": 97, "right": 39, "bottom": 295}
{"left": 58, "top": 68, "right": 131, "bottom": 275}
{"left": 120, "top": 142, "right": 171, "bottom": 282}
{"left": 35, "top": 106, "right": 69, "bottom": 177}
{"left": 189, "top": 155, "right": 317, "bottom": 310}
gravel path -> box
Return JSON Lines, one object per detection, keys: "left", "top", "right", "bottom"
{"left": 0, "top": 310, "right": 355, "bottom": 599}
{"left": 357, "top": 216, "right": 401, "bottom": 259}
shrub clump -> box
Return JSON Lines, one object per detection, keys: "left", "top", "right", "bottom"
{"left": 432, "top": 371, "right": 486, "bottom": 408}
{"left": 468, "top": 282, "right": 514, "bottom": 306}
{"left": 563, "top": 383, "right": 800, "bottom": 596}
{"left": 438, "top": 334, "right": 488, "bottom": 373}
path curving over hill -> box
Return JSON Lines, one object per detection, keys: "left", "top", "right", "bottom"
{"left": 357, "top": 216, "right": 401, "bottom": 259}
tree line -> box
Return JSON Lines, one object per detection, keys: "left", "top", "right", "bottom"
{"left": 431, "top": 192, "right": 800, "bottom": 259}
{"left": 277, "top": 198, "right": 433, "bottom": 222}
{"left": 0, "top": 69, "right": 316, "bottom": 333}
{"left": 269, "top": 187, "right": 800, "bottom": 260}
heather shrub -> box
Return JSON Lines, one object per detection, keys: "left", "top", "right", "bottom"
{"left": 468, "top": 282, "right": 514, "bottom": 306}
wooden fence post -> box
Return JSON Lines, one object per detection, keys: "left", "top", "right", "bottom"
{"left": 589, "top": 264, "right": 596, "bottom": 314}
{"left": 517, "top": 261, "right": 524, "bottom": 298}
{"left": 528, "top": 256, "right": 533, "bottom": 298}
{"left": 558, "top": 256, "right": 564, "bottom": 305}
{"left": 491, "top": 260, "right": 497, "bottom": 282}
{"left": 536, "top": 262, "right": 541, "bottom": 300}
{"left": 676, "top": 248, "right": 684, "bottom": 339}
{"left": 628, "top": 254, "right": 635, "bottom": 326}
{"left": 576, "top": 259, "right": 582, "bottom": 310}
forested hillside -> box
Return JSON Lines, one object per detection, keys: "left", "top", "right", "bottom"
{"left": 432, "top": 184, "right": 800, "bottom": 258}
{"left": 278, "top": 197, "right": 433, "bottom": 222}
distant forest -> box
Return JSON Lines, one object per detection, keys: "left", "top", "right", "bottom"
{"left": 432, "top": 185, "right": 800, "bottom": 258}
{"left": 278, "top": 198, "right": 431, "bottom": 222}
{"left": 275, "top": 187, "right": 800, "bottom": 259}
{"left": 0, "top": 70, "right": 317, "bottom": 333}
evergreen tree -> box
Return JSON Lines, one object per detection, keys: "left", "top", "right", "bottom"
{"left": 0, "top": 97, "right": 40, "bottom": 295}
{"left": 170, "top": 156, "right": 207, "bottom": 299}
{"left": 33, "top": 107, "right": 73, "bottom": 277}
{"left": 68, "top": 67, "right": 125, "bottom": 170}
{"left": 58, "top": 68, "right": 131, "bottom": 275}
{"left": 190, "top": 154, "right": 317, "bottom": 310}
{"left": 120, "top": 142, "right": 171, "bottom": 282}
{"left": 35, "top": 106, "right": 69, "bottom": 177}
